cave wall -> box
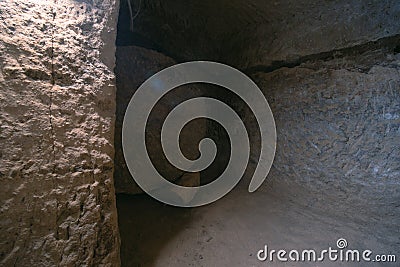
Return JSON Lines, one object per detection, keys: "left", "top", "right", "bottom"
{"left": 114, "top": 0, "right": 400, "bottom": 198}
{"left": 117, "top": 0, "right": 400, "bottom": 67}
{"left": 254, "top": 45, "right": 400, "bottom": 246}
{"left": 0, "top": 0, "right": 120, "bottom": 266}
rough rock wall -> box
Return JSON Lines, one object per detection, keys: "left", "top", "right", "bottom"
{"left": 0, "top": 0, "right": 120, "bottom": 266}
{"left": 252, "top": 43, "right": 400, "bottom": 248}
{"left": 119, "top": 0, "right": 400, "bottom": 68}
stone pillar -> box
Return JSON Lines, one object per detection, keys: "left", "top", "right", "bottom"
{"left": 0, "top": 0, "right": 120, "bottom": 265}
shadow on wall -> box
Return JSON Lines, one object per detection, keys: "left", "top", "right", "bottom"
{"left": 114, "top": 3, "right": 202, "bottom": 263}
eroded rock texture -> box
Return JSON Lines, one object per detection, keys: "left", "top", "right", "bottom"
{"left": 0, "top": 0, "right": 120, "bottom": 266}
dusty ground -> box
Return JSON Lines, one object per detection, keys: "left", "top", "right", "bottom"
{"left": 117, "top": 182, "right": 397, "bottom": 267}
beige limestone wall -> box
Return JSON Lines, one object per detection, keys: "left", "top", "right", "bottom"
{"left": 0, "top": 0, "right": 120, "bottom": 266}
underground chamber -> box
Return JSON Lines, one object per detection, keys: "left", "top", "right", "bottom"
{"left": 113, "top": 1, "right": 400, "bottom": 266}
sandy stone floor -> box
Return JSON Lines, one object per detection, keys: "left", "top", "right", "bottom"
{"left": 117, "top": 181, "right": 398, "bottom": 267}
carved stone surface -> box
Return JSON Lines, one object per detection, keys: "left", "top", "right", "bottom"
{"left": 0, "top": 0, "right": 120, "bottom": 265}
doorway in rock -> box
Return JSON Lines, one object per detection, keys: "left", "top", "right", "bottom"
{"left": 113, "top": 1, "right": 400, "bottom": 266}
